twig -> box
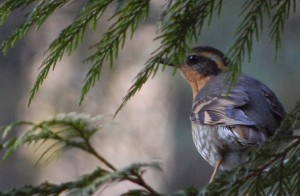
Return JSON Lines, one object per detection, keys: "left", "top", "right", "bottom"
{"left": 85, "top": 139, "right": 117, "bottom": 172}
{"left": 127, "top": 171, "right": 160, "bottom": 195}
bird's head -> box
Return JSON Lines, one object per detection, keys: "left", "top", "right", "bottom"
{"left": 163, "top": 46, "right": 228, "bottom": 98}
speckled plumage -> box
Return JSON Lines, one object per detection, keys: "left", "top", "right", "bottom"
{"left": 192, "top": 124, "right": 250, "bottom": 169}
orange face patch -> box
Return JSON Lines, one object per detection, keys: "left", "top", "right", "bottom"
{"left": 180, "top": 63, "right": 212, "bottom": 98}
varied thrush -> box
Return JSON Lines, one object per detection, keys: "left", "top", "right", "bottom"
{"left": 165, "top": 46, "right": 286, "bottom": 183}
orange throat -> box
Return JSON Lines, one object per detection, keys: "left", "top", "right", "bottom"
{"left": 188, "top": 76, "right": 211, "bottom": 98}
{"left": 180, "top": 65, "right": 212, "bottom": 98}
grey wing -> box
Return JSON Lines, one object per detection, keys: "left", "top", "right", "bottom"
{"left": 260, "top": 84, "right": 285, "bottom": 120}
{"left": 191, "top": 89, "right": 266, "bottom": 146}
{"left": 191, "top": 89, "right": 256, "bottom": 126}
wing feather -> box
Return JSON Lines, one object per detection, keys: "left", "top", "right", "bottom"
{"left": 191, "top": 89, "right": 256, "bottom": 126}
{"left": 260, "top": 84, "right": 285, "bottom": 119}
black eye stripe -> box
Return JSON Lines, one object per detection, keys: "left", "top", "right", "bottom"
{"left": 187, "top": 55, "right": 213, "bottom": 65}
{"left": 186, "top": 54, "right": 221, "bottom": 76}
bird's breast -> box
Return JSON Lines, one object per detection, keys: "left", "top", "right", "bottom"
{"left": 191, "top": 122, "right": 250, "bottom": 170}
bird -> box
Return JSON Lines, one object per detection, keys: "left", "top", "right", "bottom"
{"left": 164, "top": 46, "right": 286, "bottom": 183}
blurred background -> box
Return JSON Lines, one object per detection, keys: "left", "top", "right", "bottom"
{"left": 0, "top": 0, "right": 300, "bottom": 195}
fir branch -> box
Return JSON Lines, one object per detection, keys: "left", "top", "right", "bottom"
{"left": 80, "top": 0, "right": 150, "bottom": 104}
{"left": 270, "top": 0, "right": 297, "bottom": 52}
{"left": 28, "top": 0, "right": 114, "bottom": 106}
{"left": 1, "top": 0, "right": 299, "bottom": 121}
{"left": 1, "top": 162, "right": 160, "bottom": 196}
{"left": 0, "top": 113, "right": 161, "bottom": 195}
{"left": 0, "top": 0, "right": 36, "bottom": 26}
{"left": 1, "top": 168, "right": 109, "bottom": 196}
{"left": 226, "top": 0, "right": 271, "bottom": 84}
{"left": 73, "top": 162, "right": 161, "bottom": 195}
{"left": 115, "top": 0, "right": 223, "bottom": 116}
{"left": 0, "top": 0, "right": 72, "bottom": 54}
{"left": 0, "top": 112, "right": 116, "bottom": 171}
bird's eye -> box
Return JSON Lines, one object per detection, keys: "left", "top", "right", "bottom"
{"left": 187, "top": 55, "right": 199, "bottom": 64}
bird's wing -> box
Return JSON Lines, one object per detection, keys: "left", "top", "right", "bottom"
{"left": 191, "top": 89, "right": 256, "bottom": 126}
{"left": 191, "top": 89, "right": 268, "bottom": 145}
{"left": 260, "top": 84, "right": 285, "bottom": 120}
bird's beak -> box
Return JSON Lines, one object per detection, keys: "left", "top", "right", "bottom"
{"left": 159, "top": 57, "right": 175, "bottom": 67}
